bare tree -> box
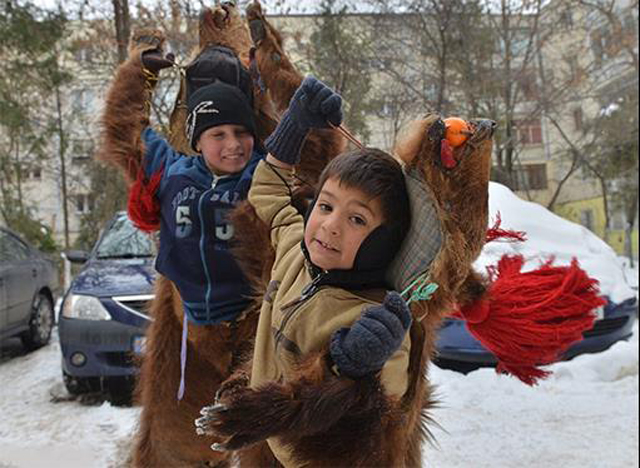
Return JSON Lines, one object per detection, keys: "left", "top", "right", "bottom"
{"left": 112, "top": 0, "right": 130, "bottom": 64}
{"left": 575, "top": 0, "right": 638, "bottom": 263}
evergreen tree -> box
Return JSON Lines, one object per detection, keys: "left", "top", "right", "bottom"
{"left": 0, "top": 1, "right": 69, "bottom": 250}
{"left": 307, "top": 0, "right": 374, "bottom": 143}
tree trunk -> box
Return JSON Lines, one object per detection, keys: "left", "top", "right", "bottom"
{"left": 55, "top": 85, "right": 70, "bottom": 249}
{"left": 596, "top": 173, "right": 610, "bottom": 241}
{"left": 112, "top": 0, "right": 131, "bottom": 65}
{"left": 624, "top": 189, "right": 638, "bottom": 267}
{"left": 546, "top": 150, "right": 579, "bottom": 211}
{"left": 436, "top": 19, "right": 447, "bottom": 114}
{"left": 13, "top": 137, "right": 24, "bottom": 214}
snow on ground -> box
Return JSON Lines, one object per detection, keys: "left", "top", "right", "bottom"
{"left": 0, "top": 332, "right": 140, "bottom": 468}
{"left": 0, "top": 320, "right": 637, "bottom": 468}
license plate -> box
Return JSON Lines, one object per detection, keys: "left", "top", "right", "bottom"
{"left": 133, "top": 336, "right": 147, "bottom": 354}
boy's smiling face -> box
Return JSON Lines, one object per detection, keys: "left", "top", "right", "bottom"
{"left": 304, "top": 177, "right": 383, "bottom": 271}
{"left": 197, "top": 124, "right": 254, "bottom": 175}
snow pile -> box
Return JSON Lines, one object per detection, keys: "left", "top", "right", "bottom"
{"left": 619, "top": 256, "right": 639, "bottom": 292}
{"left": 477, "top": 182, "right": 636, "bottom": 304}
{"left": 424, "top": 320, "right": 639, "bottom": 467}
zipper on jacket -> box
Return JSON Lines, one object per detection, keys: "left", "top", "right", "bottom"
{"left": 300, "top": 272, "right": 325, "bottom": 300}
{"left": 274, "top": 272, "right": 326, "bottom": 352}
{"left": 198, "top": 188, "right": 214, "bottom": 321}
{"left": 211, "top": 173, "right": 229, "bottom": 190}
{"left": 196, "top": 172, "right": 231, "bottom": 321}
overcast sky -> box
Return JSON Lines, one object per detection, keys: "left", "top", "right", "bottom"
{"left": 32, "top": 0, "right": 394, "bottom": 16}
{"left": 32, "top": 0, "right": 535, "bottom": 17}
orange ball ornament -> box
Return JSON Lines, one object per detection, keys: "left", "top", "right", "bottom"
{"left": 444, "top": 117, "right": 470, "bottom": 148}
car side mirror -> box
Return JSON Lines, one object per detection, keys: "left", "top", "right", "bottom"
{"left": 65, "top": 250, "right": 89, "bottom": 264}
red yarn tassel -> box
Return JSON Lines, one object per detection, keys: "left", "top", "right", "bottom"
{"left": 128, "top": 165, "right": 164, "bottom": 232}
{"left": 456, "top": 254, "right": 605, "bottom": 385}
{"left": 486, "top": 212, "right": 527, "bottom": 243}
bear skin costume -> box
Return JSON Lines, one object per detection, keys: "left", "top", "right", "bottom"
{"left": 98, "top": 2, "right": 345, "bottom": 467}
{"left": 194, "top": 3, "right": 497, "bottom": 467}
{"left": 199, "top": 120, "right": 497, "bottom": 468}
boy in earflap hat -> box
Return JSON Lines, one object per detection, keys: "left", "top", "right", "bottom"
{"left": 196, "top": 76, "right": 415, "bottom": 467}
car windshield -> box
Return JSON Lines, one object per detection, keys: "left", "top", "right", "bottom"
{"left": 95, "top": 215, "right": 155, "bottom": 259}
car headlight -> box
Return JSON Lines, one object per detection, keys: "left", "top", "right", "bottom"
{"left": 61, "top": 294, "right": 112, "bottom": 321}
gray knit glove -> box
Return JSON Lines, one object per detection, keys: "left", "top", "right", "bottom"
{"left": 265, "top": 75, "right": 343, "bottom": 165}
{"left": 329, "top": 292, "right": 412, "bottom": 379}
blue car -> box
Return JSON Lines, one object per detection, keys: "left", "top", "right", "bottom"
{"left": 435, "top": 182, "right": 638, "bottom": 371}
{"left": 436, "top": 296, "right": 637, "bottom": 369}
{"left": 58, "top": 212, "right": 155, "bottom": 402}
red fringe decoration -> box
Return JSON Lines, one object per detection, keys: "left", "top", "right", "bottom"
{"left": 127, "top": 165, "right": 164, "bottom": 233}
{"left": 486, "top": 212, "right": 527, "bottom": 243}
{"left": 456, "top": 254, "right": 604, "bottom": 385}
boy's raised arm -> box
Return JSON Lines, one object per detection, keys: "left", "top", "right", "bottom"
{"left": 248, "top": 76, "right": 343, "bottom": 250}
{"left": 247, "top": 160, "right": 303, "bottom": 253}
{"left": 264, "top": 75, "right": 342, "bottom": 168}
{"left": 98, "top": 30, "right": 173, "bottom": 184}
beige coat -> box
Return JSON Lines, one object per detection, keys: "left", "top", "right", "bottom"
{"left": 248, "top": 160, "right": 411, "bottom": 467}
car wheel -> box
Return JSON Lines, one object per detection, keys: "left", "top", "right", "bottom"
{"left": 105, "top": 376, "right": 135, "bottom": 406}
{"left": 63, "top": 371, "right": 101, "bottom": 396}
{"left": 20, "top": 293, "right": 54, "bottom": 351}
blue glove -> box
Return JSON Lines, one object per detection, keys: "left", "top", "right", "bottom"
{"left": 329, "top": 291, "right": 412, "bottom": 379}
{"left": 265, "top": 75, "right": 343, "bottom": 165}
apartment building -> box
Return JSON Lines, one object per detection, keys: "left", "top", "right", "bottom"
{"left": 538, "top": 0, "right": 638, "bottom": 256}
{"left": 12, "top": 2, "right": 637, "bottom": 256}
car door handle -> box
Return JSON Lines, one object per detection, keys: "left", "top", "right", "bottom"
{"left": 32, "top": 269, "right": 38, "bottom": 278}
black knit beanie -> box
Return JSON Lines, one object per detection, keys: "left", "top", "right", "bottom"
{"left": 186, "top": 81, "right": 257, "bottom": 152}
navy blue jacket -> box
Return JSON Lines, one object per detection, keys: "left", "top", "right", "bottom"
{"left": 142, "top": 127, "right": 263, "bottom": 324}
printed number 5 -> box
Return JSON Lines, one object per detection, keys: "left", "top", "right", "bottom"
{"left": 176, "top": 206, "right": 192, "bottom": 238}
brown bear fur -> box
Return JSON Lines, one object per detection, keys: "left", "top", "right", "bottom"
{"left": 102, "top": 2, "right": 492, "bottom": 465}
{"left": 167, "top": 3, "right": 260, "bottom": 155}
{"left": 99, "top": 3, "right": 345, "bottom": 467}
{"left": 98, "top": 29, "right": 166, "bottom": 183}
{"left": 209, "top": 114, "right": 494, "bottom": 466}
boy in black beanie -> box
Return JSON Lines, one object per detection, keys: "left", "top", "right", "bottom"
{"left": 141, "top": 80, "right": 263, "bottom": 336}
{"left": 111, "top": 45, "right": 265, "bottom": 400}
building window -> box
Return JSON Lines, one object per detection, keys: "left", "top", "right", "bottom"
{"left": 513, "top": 163, "right": 548, "bottom": 191}
{"left": 71, "top": 89, "right": 96, "bottom": 112}
{"left": 611, "top": 211, "right": 627, "bottom": 231}
{"left": 75, "top": 194, "right": 94, "bottom": 214}
{"left": 560, "top": 9, "right": 573, "bottom": 28}
{"left": 580, "top": 209, "right": 594, "bottom": 232}
{"left": 623, "top": 14, "right": 638, "bottom": 40}
{"left": 591, "top": 30, "right": 604, "bottom": 67}
{"left": 73, "top": 45, "right": 95, "bottom": 63}
{"left": 71, "top": 139, "right": 92, "bottom": 165}
{"left": 573, "top": 107, "right": 584, "bottom": 132}
{"left": 567, "top": 55, "right": 584, "bottom": 83}
{"left": 31, "top": 167, "right": 42, "bottom": 180}
{"left": 517, "top": 71, "right": 538, "bottom": 101}
{"left": 514, "top": 119, "right": 543, "bottom": 145}
{"left": 72, "top": 156, "right": 90, "bottom": 165}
